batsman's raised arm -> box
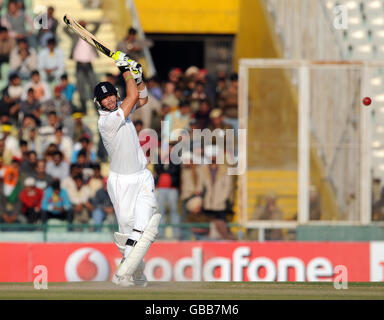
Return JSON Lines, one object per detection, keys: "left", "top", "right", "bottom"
{"left": 115, "top": 53, "right": 139, "bottom": 118}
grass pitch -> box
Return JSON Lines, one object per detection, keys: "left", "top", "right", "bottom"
{"left": 0, "top": 282, "right": 383, "bottom": 300}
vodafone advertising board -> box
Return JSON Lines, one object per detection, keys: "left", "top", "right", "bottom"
{"left": 0, "top": 242, "right": 382, "bottom": 282}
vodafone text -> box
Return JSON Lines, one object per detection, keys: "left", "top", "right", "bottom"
{"left": 145, "top": 247, "right": 336, "bottom": 281}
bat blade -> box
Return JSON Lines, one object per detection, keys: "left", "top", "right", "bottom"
{"left": 63, "top": 14, "right": 117, "bottom": 59}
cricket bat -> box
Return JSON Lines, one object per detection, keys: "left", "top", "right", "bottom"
{"left": 63, "top": 14, "right": 120, "bottom": 61}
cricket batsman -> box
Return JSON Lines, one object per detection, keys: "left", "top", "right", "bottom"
{"left": 94, "top": 51, "right": 161, "bottom": 287}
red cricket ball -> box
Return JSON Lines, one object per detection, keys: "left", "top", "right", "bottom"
{"left": 363, "top": 97, "right": 372, "bottom": 106}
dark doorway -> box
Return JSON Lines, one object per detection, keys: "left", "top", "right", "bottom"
{"left": 148, "top": 35, "right": 205, "bottom": 81}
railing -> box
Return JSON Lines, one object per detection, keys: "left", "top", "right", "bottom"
{"left": 0, "top": 223, "right": 243, "bottom": 242}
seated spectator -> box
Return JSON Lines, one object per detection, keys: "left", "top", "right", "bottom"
{"left": 38, "top": 37, "right": 65, "bottom": 83}
{"left": 67, "top": 174, "right": 92, "bottom": 225}
{"left": 19, "top": 88, "right": 42, "bottom": 126}
{"left": 1, "top": 123, "right": 21, "bottom": 163}
{"left": 1, "top": 0, "right": 34, "bottom": 44}
{"left": 194, "top": 99, "right": 212, "bottom": 130}
{"left": 249, "top": 192, "right": 284, "bottom": 240}
{"left": 185, "top": 195, "right": 210, "bottom": 240}
{"left": 76, "top": 149, "right": 95, "bottom": 181}
{"left": 201, "top": 146, "right": 236, "bottom": 240}
{"left": 26, "top": 127, "right": 43, "bottom": 158}
{"left": 9, "top": 37, "right": 37, "bottom": 80}
{"left": 88, "top": 163, "right": 103, "bottom": 198}
{"left": 90, "top": 178, "right": 115, "bottom": 232}
{"left": 20, "top": 150, "right": 37, "bottom": 175}
{"left": 42, "top": 86, "right": 73, "bottom": 128}
{"left": 164, "top": 100, "right": 191, "bottom": 140}
{"left": 46, "top": 126, "right": 73, "bottom": 163}
{"left": 0, "top": 178, "right": 20, "bottom": 225}
{"left": 42, "top": 143, "right": 58, "bottom": 162}
{"left": 71, "top": 136, "right": 96, "bottom": 164}
{"left": 39, "top": 111, "right": 59, "bottom": 151}
{"left": 147, "top": 76, "right": 162, "bottom": 101}
{"left": 161, "top": 81, "right": 179, "bottom": 108}
{"left": 22, "top": 70, "right": 51, "bottom": 103}
{"left": 32, "top": 159, "right": 53, "bottom": 191}
{"left": 190, "top": 81, "right": 207, "bottom": 110}
{"left": 0, "top": 73, "right": 23, "bottom": 122}
{"left": 46, "top": 150, "right": 69, "bottom": 181}
{"left": 41, "top": 179, "right": 73, "bottom": 229}
{"left": 61, "top": 163, "right": 82, "bottom": 194}
{"left": 58, "top": 73, "right": 76, "bottom": 105}
{"left": 67, "top": 112, "right": 93, "bottom": 144}
{"left": 19, "top": 177, "right": 43, "bottom": 224}
{"left": 0, "top": 26, "right": 16, "bottom": 75}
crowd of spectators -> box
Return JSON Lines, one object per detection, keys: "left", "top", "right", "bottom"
{"left": 0, "top": 1, "right": 240, "bottom": 240}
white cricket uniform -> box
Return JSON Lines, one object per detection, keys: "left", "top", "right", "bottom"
{"left": 98, "top": 103, "right": 158, "bottom": 237}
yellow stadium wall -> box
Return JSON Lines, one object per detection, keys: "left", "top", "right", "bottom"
{"left": 134, "top": 0, "right": 239, "bottom": 34}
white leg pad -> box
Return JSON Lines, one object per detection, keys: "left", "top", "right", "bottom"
{"left": 116, "top": 213, "right": 161, "bottom": 277}
{"left": 114, "top": 232, "right": 130, "bottom": 256}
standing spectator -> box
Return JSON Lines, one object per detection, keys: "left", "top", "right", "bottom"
{"left": 116, "top": 27, "right": 152, "bottom": 62}
{"left": 66, "top": 174, "right": 92, "bottom": 225}
{"left": 0, "top": 26, "right": 16, "bottom": 75}
{"left": 37, "top": 6, "right": 58, "bottom": 48}
{"left": 19, "top": 177, "right": 43, "bottom": 224}
{"left": 41, "top": 179, "right": 73, "bottom": 228}
{"left": 32, "top": 159, "right": 53, "bottom": 191}
{"left": 46, "top": 150, "right": 70, "bottom": 181}
{"left": 1, "top": 0, "right": 34, "bottom": 44}
{"left": 9, "top": 37, "right": 37, "bottom": 80}
{"left": 64, "top": 19, "right": 100, "bottom": 113}
{"left": 201, "top": 147, "right": 235, "bottom": 240}
{"left": 90, "top": 178, "right": 115, "bottom": 232}
{"left": 38, "top": 37, "right": 65, "bottom": 83}
{"left": 154, "top": 142, "right": 181, "bottom": 239}
{"left": 22, "top": 70, "right": 51, "bottom": 103}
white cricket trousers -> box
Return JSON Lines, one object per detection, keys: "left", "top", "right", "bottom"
{"left": 107, "top": 169, "right": 158, "bottom": 237}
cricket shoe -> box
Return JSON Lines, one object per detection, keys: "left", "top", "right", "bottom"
{"left": 112, "top": 258, "right": 134, "bottom": 287}
{"left": 132, "top": 260, "right": 147, "bottom": 287}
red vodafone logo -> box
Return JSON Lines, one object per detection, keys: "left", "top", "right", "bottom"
{"left": 65, "top": 248, "right": 110, "bottom": 281}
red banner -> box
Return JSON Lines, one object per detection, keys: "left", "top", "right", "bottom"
{"left": 0, "top": 242, "right": 372, "bottom": 282}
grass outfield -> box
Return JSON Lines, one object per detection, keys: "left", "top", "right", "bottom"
{"left": 0, "top": 282, "right": 383, "bottom": 300}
